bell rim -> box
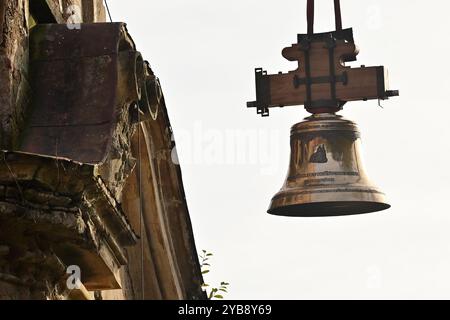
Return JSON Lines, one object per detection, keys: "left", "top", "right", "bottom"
{"left": 267, "top": 201, "right": 391, "bottom": 218}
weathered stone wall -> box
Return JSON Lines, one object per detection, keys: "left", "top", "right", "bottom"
{"left": 0, "top": 0, "right": 111, "bottom": 300}
{"left": 0, "top": 0, "right": 30, "bottom": 149}
{"left": 0, "top": 1, "right": 205, "bottom": 300}
{"left": 0, "top": 0, "right": 105, "bottom": 150}
{"left": 81, "top": 0, "right": 106, "bottom": 23}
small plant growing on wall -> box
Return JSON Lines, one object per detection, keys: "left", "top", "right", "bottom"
{"left": 199, "top": 250, "right": 229, "bottom": 300}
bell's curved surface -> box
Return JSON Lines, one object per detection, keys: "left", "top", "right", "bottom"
{"left": 268, "top": 114, "right": 390, "bottom": 217}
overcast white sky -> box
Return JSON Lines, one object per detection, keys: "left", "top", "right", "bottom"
{"left": 108, "top": 0, "right": 450, "bottom": 299}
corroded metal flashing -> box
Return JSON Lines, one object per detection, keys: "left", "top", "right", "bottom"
{"left": 21, "top": 23, "right": 143, "bottom": 165}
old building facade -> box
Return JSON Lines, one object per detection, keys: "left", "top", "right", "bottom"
{"left": 0, "top": 0, "right": 204, "bottom": 300}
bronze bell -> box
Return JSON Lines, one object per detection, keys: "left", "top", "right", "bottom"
{"left": 268, "top": 113, "right": 390, "bottom": 217}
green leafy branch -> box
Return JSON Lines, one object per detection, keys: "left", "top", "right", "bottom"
{"left": 199, "top": 250, "right": 229, "bottom": 300}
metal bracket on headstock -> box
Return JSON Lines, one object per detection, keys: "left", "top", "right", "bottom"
{"left": 247, "top": 28, "right": 399, "bottom": 117}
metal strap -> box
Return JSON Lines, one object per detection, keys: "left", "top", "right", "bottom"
{"left": 306, "top": 0, "right": 343, "bottom": 34}
{"left": 328, "top": 39, "right": 337, "bottom": 102}
{"left": 334, "top": 0, "right": 343, "bottom": 31}
{"left": 307, "top": 0, "right": 315, "bottom": 35}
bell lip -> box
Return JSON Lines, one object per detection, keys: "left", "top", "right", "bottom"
{"left": 267, "top": 201, "right": 391, "bottom": 218}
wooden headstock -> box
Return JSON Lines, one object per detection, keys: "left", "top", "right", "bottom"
{"left": 247, "top": 28, "right": 398, "bottom": 116}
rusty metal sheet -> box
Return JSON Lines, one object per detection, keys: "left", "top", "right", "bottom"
{"left": 20, "top": 23, "right": 138, "bottom": 165}
{"left": 29, "top": 23, "right": 126, "bottom": 61}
